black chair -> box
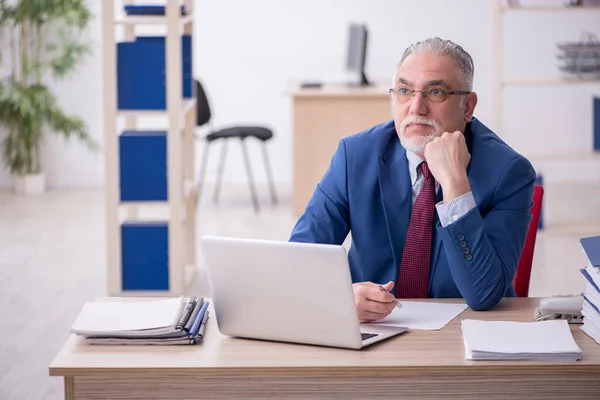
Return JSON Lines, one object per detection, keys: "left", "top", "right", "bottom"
{"left": 195, "top": 79, "right": 277, "bottom": 212}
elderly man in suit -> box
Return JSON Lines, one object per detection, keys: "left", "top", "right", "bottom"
{"left": 289, "top": 37, "right": 536, "bottom": 322}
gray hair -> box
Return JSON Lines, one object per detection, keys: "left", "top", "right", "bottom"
{"left": 396, "top": 37, "right": 474, "bottom": 90}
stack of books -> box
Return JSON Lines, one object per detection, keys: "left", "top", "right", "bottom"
{"left": 70, "top": 297, "right": 209, "bottom": 345}
{"left": 580, "top": 235, "right": 600, "bottom": 345}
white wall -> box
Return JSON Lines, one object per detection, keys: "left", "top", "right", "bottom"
{"left": 501, "top": 4, "right": 600, "bottom": 184}
{"left": 194, "top": 0, "right": 494, "bottom": 189}
{"left": 1, "top": 0, "right": 598, "bottom": 189}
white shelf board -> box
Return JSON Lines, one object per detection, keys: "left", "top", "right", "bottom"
{"left": 503, "top": 6, "right": 600, "bottom": 12}
{"left": 112, "top": 265, "right": 196, "bottom": 297}
{"left": 120, "top": 201, "right": 170, "bottom": 209}
{"left": 117, "top": 98, "right": 197, "bottom": 117}
{"left": 503, "top": 78, "right": 600, "bottom": 86}
{"left": 119, "top": 202, "right": 193, "bottom": 223}
{"left": 522, "top": 149, "right": 600, "bottom": 161}
{"left": 114, "top": 13, "right": 193, "bottom": 27}
{"left": 114, "top": 290, "right": 178, "bottom": 297}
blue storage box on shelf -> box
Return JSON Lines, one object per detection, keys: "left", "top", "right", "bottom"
{"left": 535, "top": 174, "right": 544, "bottom": 230}
{"left": 124, "top": 5, "right": 187, "bottom": 15}
{"left": 594, "top": 97, "right": 600, "bottom": 151}
{"left": 119, "top": 130, "right": 167, "bottom": 202}
{"left": 121, "top": 221, "right": 169, "bottom": 291}
{"left": 117, "top": 35, "right": 192, "bottom": 110}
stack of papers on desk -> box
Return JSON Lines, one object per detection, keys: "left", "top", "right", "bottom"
{"left": 580, "top": 235, "right": 600, "bottom": 344}
{"left": 461, "top": 319, "right": 582, "bottom": 361}
{"left": 70, "top": 297, "right": 209, "bottom": 345}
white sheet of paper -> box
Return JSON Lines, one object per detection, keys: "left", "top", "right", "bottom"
{"left": 363, "top": 301, "right": 469, "bottom": 330}
{"left": 70, "top": 298, "right": 182, "bottom": 334}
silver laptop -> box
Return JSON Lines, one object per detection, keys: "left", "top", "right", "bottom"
{"left": 200, "top": 236, "right": 408, "bottom": 349}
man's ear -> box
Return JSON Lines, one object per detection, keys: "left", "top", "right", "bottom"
{"left": 464, "top": 92, "right": 478, "bottom": 122}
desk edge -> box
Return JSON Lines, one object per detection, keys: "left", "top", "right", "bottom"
{"left": 49, "top": 363, "right": 600, "bottom": 378}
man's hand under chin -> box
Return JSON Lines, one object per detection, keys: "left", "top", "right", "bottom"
{"left": 423, "top": 130, "right": 472, "bottom": 203}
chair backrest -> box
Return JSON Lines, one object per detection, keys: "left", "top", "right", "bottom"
{"left": 194, "top": 79, "right": 211, "bottom": 127}
{"left": 513, "top": 184, "right": 544, "bottom": 297}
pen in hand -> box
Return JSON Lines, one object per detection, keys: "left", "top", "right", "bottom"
{"left": 379, "top": 285, "right": 403, "bottom": 309}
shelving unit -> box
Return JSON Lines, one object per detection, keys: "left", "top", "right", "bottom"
{"left": 116, "top": 98, "right": 197, "bottom": 117}
{"left": 502, "top": 5, "right": 600, "bottom": 12}
{"left": 492, "top": 0, "right": 600, "bottom": 159}
{"left": 492, "top": 1, "right": 600, "bottom": 231}
{"left": 102, "top": 1, "right": 197, "bottom": 297}
{"left": 493, "top": 0, "right": 600, "bottom": 133}
{"left": 503, "top": 78, "right": 600, "bottom": 86}
{"left": 114, "top": 13, "right": 194, "bottom": 27}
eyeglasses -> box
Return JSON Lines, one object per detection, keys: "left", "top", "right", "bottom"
{"left": 388, "top": 87, "right": 471, "bottom": 103}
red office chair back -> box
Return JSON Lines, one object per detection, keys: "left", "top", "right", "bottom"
{"left": 513, "top": 184, "right": 544, "bottom": 297}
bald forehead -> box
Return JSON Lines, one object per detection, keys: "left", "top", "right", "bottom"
{"left": 394, "top": 52, "right": 463, "bottom": 88}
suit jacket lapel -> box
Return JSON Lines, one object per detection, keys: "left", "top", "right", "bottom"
{"left": 464, "top": 121, "right": 474, "bottom": 175}
{"left": 377, "top": 130, "right": 411, "bottom": 271}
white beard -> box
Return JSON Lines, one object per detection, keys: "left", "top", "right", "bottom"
{"left": 399, "top": 115, "right": 443, "bottom": 155}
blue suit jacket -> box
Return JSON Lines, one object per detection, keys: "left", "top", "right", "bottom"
{"left": 289, "top": 117, "right": 536, "bottom": 311}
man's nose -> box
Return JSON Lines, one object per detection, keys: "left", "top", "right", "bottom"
{"left": 409, "top": 92, "right": 428, "bottom": 115}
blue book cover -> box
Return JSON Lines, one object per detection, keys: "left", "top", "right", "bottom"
{"left": 580, "top": 268, "right": 600, "bottom": 293}
{"left": 579, "top": 268, "right": 600, "bottom": 316}
{"left": 189, "top": 301, "right": 209, "bottom": 336}
{"left": 580, "top": 235, "right": 600, "bottom": 268}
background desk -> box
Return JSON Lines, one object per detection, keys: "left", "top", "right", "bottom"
{"left": 49, "top": 298, "right": 600, "bottom": 399}
{"left": 287, "top": 82, "right": 391, "bottom": 216}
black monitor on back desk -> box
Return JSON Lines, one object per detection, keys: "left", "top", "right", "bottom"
{"left": 346, "top": 23, "right": 371, "bottom": 86}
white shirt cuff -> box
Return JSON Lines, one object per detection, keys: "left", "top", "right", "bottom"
{"left": 435, "top": 191, "right": 476, "bottom": 227}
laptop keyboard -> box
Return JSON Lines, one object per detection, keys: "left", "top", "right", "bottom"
{"left": 361, "top": 332, "right": 379, "bottom": 341}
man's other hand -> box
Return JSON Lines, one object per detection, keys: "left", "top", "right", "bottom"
{"left": 353, "top": 281, "right": 398, "bottom": 323}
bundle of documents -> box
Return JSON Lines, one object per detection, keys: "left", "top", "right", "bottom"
{"left": 70, "top": 297, "right": 209, "bottom": 345}
{"left": 461, "top": 319, "right": 582, "bottom": 361}
{"left": 579, "top": 235, "right": 600, "bottom": 344}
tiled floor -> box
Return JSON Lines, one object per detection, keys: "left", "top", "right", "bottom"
{"left": 0, "top": 183, "right": 598, "bottom": 399}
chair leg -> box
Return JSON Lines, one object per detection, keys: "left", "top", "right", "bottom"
{"left": 240, "top": 138, "right": 260, "bottom": 212}
{"left": 196, "top": 140, "right": 210, "bottom": 206}
{"left": 213, "top": 140, "right": 228, "bottom": 204}
{"left": 260, "top": 141, "right": 278, "bottom": 205}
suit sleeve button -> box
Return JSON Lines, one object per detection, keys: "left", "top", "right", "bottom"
{"left": 465, "top": 253, "right": 473, "bottom": 261}
{"left": 462, "top": 247, "right": 470, "bottom": 254}
{"left": 459, "top": 241, "right": 467, "bottom": 248}
{"left": 456, "top": 234, "right": 465, "bottom": 241}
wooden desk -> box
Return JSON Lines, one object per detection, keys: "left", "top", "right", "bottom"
{"left": 49, "top": 298, "right": 600, "bottom": 399}
{"left": 287, "top": 82, "right": 391, "bottom": 216}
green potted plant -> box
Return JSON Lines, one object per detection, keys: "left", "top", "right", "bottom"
{"left": 0, "top": 0, "right": 98, "bottom": 194}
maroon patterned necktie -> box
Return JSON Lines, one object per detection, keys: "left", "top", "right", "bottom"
{"left": 395, "top": 161, "right": 436, "bottom": 298}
